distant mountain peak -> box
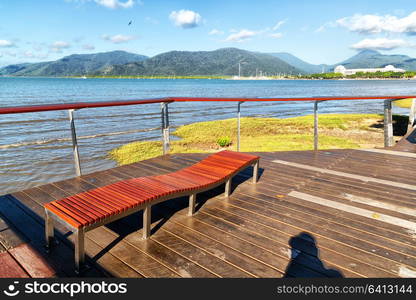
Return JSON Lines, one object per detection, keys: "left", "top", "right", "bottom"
{"left": 357, "top": 49, "right": 380, "bottom": 56}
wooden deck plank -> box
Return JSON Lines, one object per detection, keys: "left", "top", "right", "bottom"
{"left": 85, "top": 227, "right": 180, "bottom": 278}
{"left": 272, "top": 159, "right": 416, "bottom": 192}
{"left": 155, "top": 206, "right": 361, "bottom": 277}
{"left": 158, "top": 221, "right": 284, "bottom": 278}
{"left": 166, "top": 154, "right": 416, "bottom": 241}
{"left": 237, "top": 185, "right": 416, "bottom": 249}
{"left": 224, "top": 191, "right": 416, "bottom": 258}
{"left": 8, "top": 243, "right": 56, "bottom": 278}
{"left": 1, "top": 149, "right": 415, "bottom": 278}
{"left": 234, "top": 161, "right": 416, "bottom": 238}
{"left": 0, "top": 252, "right": 29, "bottom": 278}
{"left": 0, "top": 216, "right": 27, "bottom": 250}
{"left": 257, "top": 160, "right": 416, "bottom": 208}
{"left": 197, "top": 205, "right": 400, "bottom": 277}
{"left": 177, "top": 155, "right": 416, "bottom": 246}
{"left": 150, "top": 229, "right": 253, "bottom": 278}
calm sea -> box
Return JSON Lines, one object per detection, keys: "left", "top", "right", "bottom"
{"left": 1, "top": 77, "right": 415, "bottom": 194}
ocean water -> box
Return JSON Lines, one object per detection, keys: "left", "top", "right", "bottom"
{"left": 1, "top": 77, "right": 416, "bottom": 194}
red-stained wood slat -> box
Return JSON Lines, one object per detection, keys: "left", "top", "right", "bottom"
{"left": 9, "top": 244, "right": 56, "bottom": 278}
{"left": 0, "top": 251, "right": 30, "bottom": 278}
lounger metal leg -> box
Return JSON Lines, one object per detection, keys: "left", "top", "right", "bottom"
{"left": 253, "top": 161, "right": 259, "bottom": 183}
{"left": 225, "top": 178, "right": 232, "bottom": 197}
{"left": 45, "top": 210, "right": 54, "bottom": 250}
{"left": 188, "top": 194, "right": 196, "bottom": 216}
{"left": 74, "top": 229, "right": 85, "bottom": 274}
{"left": 143, "top": 205, "right": 151, "bottom": 239}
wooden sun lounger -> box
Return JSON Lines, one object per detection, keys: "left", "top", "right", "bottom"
{"left": 44, "top": 150, "right": 260, "bottom": 272}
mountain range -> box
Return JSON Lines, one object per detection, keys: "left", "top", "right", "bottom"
{"left": 334, "top": 49, "right": 416, "bottom": 70}
{"left": 1, "top": 48, "right": 415, "bottom": 77}
{"left": 0, "top": 51, "right": 148, "bottom": 76}
{"left": 97, "top": 48, "right": 300, "bottom": 76}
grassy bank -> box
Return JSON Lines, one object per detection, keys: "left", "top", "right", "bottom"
{"left": 109, "top": 113, "right": 394, "bottom": 166}
{"left": 394, "top": 98, "right": 414, "bottom": 108}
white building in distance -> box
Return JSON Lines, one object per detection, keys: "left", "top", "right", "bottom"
{"left": 334, "top": 65, "right": 405, "bottom": 75}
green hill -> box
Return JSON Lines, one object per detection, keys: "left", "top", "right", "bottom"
{"left": 95, "top": 48, "right": 302, "bottom": 76}
{"left": 0, "top": 51, "right": 148, "bottom": 76}
{"left": 337, "top": 50, "right": 416, "bottom": 70}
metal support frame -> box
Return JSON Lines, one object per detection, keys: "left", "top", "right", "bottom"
{"left": 74, "top": 229, "right": 85, "bottom": 274}
{"left": 237, "top": 101, "right": 244, "bottom": 152}
{"left": 143, "top": 205, "right": 151, "bottom": 239}
{"left": 313, "top": 101, "right": 319, "bottom": 151}
{"left": 68, "top": 109, "right": 82, "bottom": 176}
{"left": 225, "top": 178, "right": 232, "bottom": 197}
{"left": 253, "top": 160, "right": 259, "bottom": 183}
{"left": 45, "top": 210, "right": 54, "bottom": 250}
{"left": 407, "top": 98, "right": 416, "bottom": 134}
{"left": 384, "top": 100, "right": 394, "bottom": 147}
{"left": 161, "top": 102, "right": 170, "bottom": 155}
{"left": 188, "top": 194, "right": 196, "bottom": 216}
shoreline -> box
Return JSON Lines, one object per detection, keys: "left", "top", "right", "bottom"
{"left": 2, "top": 75, "right": 416, "bottom": 81}
{"left": 109, "top": 113, "right": 408, "bottom": 166}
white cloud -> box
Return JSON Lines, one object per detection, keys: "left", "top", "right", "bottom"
{"left": 269, "top": 32, "right": 283, "bottom": 39}
{"left": 272, "top": 20, "right": 286, "bottom": 31}
{"left": 169, "top": 9, "right": 202, "bottom": 29}
{"left": 209, "top": 29, "right": 224, "bottom": 35}
{"left": 0, "top": 40, "right": 15, "bottom": 47}
{"left": 50, "top": 41, "right": 71, "bottom": 53}
{"left": 337, "top": 11, "right": 416, "bottom": 34}
{"left": 351, "top": 38, "right": 410, "bottom": 50}
{"left": 95, "top": 0, "right": 135, "bottom": 9}
{"left": 82, "top": 44, "right": 95, "bottom": 50}
{"left": 66, "top": 0, "right": 136, "bottom": 9}
{"left": 102, "top": 34, "right": 136, "bottom": 43}
{"left": 225, "top": 29, "right": 257, "bottom": 42}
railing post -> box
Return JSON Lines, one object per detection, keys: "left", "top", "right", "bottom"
{"left": 407, "top": 98, "right": 416, "bottom": 134}
{"left": 384, "top": 100, "right": 394, "bottom": 147}
{"left": 161, "top": 102, "right": 170, "bottom": 154}
{"left": 68, "top": 109, "right": 82, "bottom": 176}
{"left": 237, "top": 101, "right": 243, "bottom": 152}
{"left": 313, "top": 101, "right": 319, "bottom": 151}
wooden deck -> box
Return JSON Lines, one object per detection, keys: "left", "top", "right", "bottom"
{"left": 1, "top": 148, "right": 416, "bottom": 278}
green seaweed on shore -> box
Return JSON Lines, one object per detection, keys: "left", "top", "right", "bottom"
{"left": 109, "top": 114, "right": 387, "bottom": 166}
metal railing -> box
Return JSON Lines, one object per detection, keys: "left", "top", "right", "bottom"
{"left": 1, "top": 95, "right": 415, "bottom": 177}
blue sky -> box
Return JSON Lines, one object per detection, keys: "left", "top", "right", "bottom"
{"left": 1, "top": 0, "right": 416, "bottom": 66}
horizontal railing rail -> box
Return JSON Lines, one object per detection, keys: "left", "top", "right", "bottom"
{"left": 1, "top": 95, "right": 416, "bottom": 115}
{"left": 1, "top": 95, "right": 415, "bottom": 177}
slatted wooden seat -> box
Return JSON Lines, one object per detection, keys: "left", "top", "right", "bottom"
{"left": 44, "top": 150, "right": 259, "bottom": 272}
